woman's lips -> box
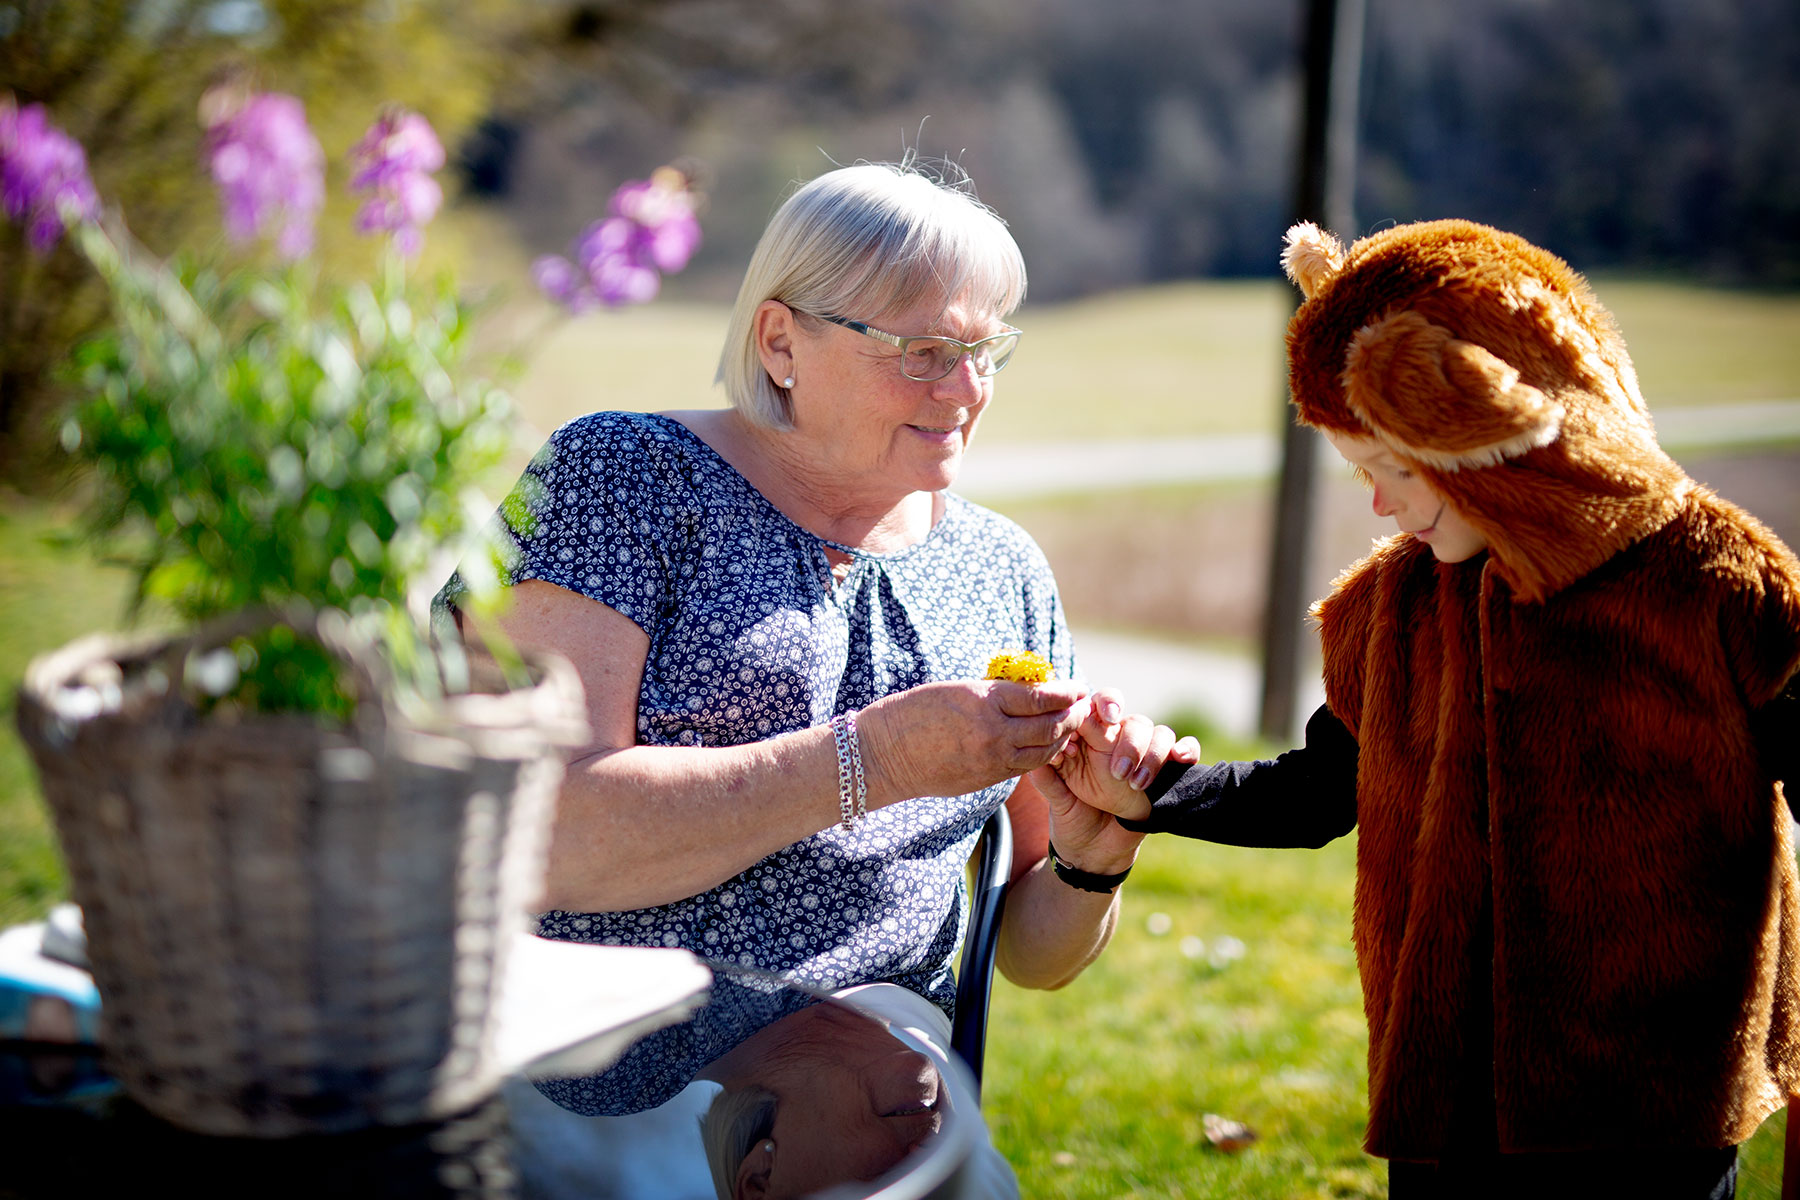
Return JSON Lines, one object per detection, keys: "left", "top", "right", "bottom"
{"left": 907, "top": 423, "right": 964, "bottom": 448}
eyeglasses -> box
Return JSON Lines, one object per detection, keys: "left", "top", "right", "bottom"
{"left": 812, "top": 313, "right": 1023, "bottom": 382}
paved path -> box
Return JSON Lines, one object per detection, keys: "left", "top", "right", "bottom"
{"left": 958, "top": 399, "right": 1800, "bottom": 501}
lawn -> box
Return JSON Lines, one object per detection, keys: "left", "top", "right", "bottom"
{"left": 2, "top": 277, "right": 1797, "bottom": 1195}
{"left": 498, "top": 273, "right": 1800, "bottom": 443}
{"left": 0, "top": 501, "right": 134, "bottom": 930}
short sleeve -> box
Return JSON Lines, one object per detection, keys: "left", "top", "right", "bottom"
{"left": 501, "top": 412, "right": 694, "bottom": 633}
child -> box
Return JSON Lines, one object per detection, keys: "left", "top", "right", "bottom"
{"left": 1041, "top": 219, "right": 1800, "bottom": 1198}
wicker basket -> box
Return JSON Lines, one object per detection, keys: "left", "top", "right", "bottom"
{"left": 13, "top": 612, "right": 586, "bottom": 1137}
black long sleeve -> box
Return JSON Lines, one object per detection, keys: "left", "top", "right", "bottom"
{"left": 1116, "top": 703, "right": 1359, "bottom": 848}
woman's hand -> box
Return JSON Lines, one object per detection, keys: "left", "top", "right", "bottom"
{"left": 856, "top": 678, "right": 1088, "bottom": 808}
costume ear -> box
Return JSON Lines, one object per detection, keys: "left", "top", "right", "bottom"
{"left": 1344, "top": 310, "right": 1563, "bottom": 470}
{"left": 1282, "top": 222, "right": 1346, "bottom": 299}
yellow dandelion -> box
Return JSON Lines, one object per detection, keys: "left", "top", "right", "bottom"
{"left": 984, "top": 649, "right": 1053, "bottom": 683}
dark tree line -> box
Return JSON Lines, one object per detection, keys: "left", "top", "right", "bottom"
{"left": 488, "top": 0, "right": 1800, "bottom": 294}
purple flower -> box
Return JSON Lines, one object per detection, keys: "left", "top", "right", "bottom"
{"left": 608, "top": 173, "right": 701, "bottom": 272}
{"left": 348, "top": 108, "right": 445, "bottom": 258}
{"left": 204, "top": 91, "right": 324, "bottom": 260}
{"left": 531, "top": 253, "right": 596, "bottom": 312}
{"left": 533, "top": 166, "right": 701, "bottom": 313}
{"left": 0, "top": 96, "right": 100, "bottom": 252}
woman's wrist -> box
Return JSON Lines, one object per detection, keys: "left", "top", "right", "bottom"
{"left": 848, "top": 695, "right": 907, "bottom": 811}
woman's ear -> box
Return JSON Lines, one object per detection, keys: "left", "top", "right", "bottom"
{"left": 753, "top": 300, "right": 797, "bottom": 387}
{"left": 733, "top": 1140, "right": 773, "bottom": 1200}
{"left": 1344, "top": 309, "right": 1563, "bottom": 471}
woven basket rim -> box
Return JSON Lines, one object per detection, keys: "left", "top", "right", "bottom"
{"left": 18, "top": 607, "right": 589, "bottom": 755}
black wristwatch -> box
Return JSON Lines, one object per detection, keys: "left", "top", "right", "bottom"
{"left": 1048, "top": 842, "right": 1133, "bottom": 894}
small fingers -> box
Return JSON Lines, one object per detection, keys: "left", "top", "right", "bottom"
{"left": 1106, "top": 713, "right": 1158, "bottom": 789}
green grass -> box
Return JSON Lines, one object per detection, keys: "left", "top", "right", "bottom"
{"left": 988, "top": 832, "right": 1378, "bottom": 1200}
{"left": 498, "top": 277, "right": 1800, "bottom": 442}
{"left": 0, "top": 498, "right": 134, "bottom": 929}
{"left": 1595, "top": 278, "right": 1800, "bottom": 406}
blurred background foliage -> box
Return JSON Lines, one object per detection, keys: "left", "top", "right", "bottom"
{"left": 6, "top": 0, "right": 1799, "bottom": 488}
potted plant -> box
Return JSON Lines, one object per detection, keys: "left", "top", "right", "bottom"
{"left": 1, "top": 86, "right": 699, "bottom": 1137}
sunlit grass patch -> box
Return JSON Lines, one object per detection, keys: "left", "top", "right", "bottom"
{"left": 987, "top": 831, "right": 1381, "bottom": 1199}
{"left": 0, "top": 499, "right": 134, "bottom": 927}
{"left": 1596, "top": 279, "right": 1800, "bottom": 407}
{"left": 497, "top": 278, "right": 1800, "bottom": 449}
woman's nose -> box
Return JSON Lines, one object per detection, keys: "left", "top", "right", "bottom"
{"left": 931, "top": 352, "right": 985, "bottom": 401}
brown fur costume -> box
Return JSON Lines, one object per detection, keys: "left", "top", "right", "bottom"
{"left": 1284, "top": 218, "right": 1800, "bottom": 1158}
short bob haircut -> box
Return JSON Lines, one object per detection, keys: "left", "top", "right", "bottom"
{"left": 717, "top": 160, "right": 1028, "bottom": 430}
{"left": 698, "top": 1083, "right": 778, "bottom": 1200}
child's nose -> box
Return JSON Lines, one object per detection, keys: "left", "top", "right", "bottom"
{"left": 1371, "top": 485, "right": 1398, "bottom": 518}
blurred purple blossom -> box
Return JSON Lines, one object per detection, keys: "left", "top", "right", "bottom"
{"left": 535, "top": 166, "right": 701, "bottom": 312}
{"left": 204, "top": 91, "right": 324, "bottom": 260}
{"left": 348, "top": 108, "right": 445, "bottom": 258}
{"left": 0, "top": 96, "right": 100, "bottom": 252}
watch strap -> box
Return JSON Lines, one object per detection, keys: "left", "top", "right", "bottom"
{"left": 1048, "top": 842, "right": 1132, "bottom": 894}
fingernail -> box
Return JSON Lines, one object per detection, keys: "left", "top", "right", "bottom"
{"left": 1132, "top": 767, "right": 1153, "bottom": 790}
{"left": 1099, "top": 699, "right": 1122, "bottom": 722}
{"left": 1110, "top": 756, "right": 1128, "bottom": 780}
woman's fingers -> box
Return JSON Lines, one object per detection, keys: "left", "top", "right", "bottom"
{"left": 862, "top": 679, "right": 1092, "bottom": 801}
{"left": 989, "top": 678, "right": 1087, "bottom": 717}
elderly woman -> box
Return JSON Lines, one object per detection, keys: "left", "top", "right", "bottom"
{"left": 455, "top": 161, "right": 1169, "bottom": 1021}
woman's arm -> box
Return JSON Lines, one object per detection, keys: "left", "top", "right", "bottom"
{"left": 481, "top": 580, "right": 1089, "bottom": 912}
{"left": 992, "top": 771, "right": 1143, "bottom": 990}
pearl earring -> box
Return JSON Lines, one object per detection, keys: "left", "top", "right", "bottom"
{"left": 781, "top": 376, "right": 795, "bottom": 389}
{"left": 762, "top": 1140, "right": 775, "bottom": 1154}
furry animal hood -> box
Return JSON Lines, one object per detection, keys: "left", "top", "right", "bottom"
{"left": 1291, "top": 220, "right": 1800, "bottom": 1158}
{"left": 1283, "top": 218, "right": 1691, "bottom": 602}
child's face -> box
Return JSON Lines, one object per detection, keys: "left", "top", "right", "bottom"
{"left": 1324, "top": 431, "right": 1490, "bottom": 563}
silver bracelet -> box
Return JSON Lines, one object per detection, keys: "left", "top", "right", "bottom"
{"left": 829, "top": 711, "right": 867, "bottom": 830}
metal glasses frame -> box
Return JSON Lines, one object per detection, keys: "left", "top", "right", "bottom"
{"left": 813, "top": 313, "right": 1023, "bottom": 381}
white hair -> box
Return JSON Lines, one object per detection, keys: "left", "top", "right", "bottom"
{"left": 717, "top": 160, "right": 1028, "bottom": 429}
{"left": 699, "top": 1084, "right": 778, "bottom": 1200}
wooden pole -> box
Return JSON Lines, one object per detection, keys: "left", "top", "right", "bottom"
{"left": 1257, "top": 0, "right": 1364, "bottom": 742}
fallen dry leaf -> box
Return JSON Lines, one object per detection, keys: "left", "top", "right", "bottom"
{"left": 1202, "top": 1112, "right": 1258, "bottom": 1153}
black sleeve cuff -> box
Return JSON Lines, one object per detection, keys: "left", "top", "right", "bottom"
{"left": 1115, "top": 704, "right": 1359, "bottom": 848}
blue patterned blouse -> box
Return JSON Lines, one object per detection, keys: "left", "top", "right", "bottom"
{"left": 490, "top": 410, "right": 1075, "bottom": 1014}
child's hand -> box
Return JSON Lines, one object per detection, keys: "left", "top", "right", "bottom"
{"left": 1031, "top": 689, "right": 1201, "bottom": 821}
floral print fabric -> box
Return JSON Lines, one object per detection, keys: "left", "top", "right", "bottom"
{"left": 503, "top": 410, "right": 1075, "bottom": 1014}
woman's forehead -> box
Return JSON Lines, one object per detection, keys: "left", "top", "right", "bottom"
{"left": 878, "top": 293, "right": 1000, "bottom": 337}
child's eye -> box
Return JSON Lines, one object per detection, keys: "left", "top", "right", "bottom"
{"left": 1395, "top": 469, "right": 1414, "bottom": 481}
{"left": 1349, "top": 465, "right": 1373, "bottom": 488}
